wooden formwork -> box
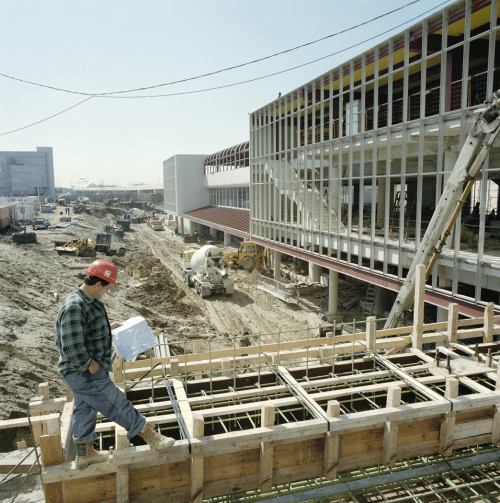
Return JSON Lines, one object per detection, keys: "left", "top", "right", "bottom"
{"left": 16, "top": 302, "right": 498, "bottom": 503}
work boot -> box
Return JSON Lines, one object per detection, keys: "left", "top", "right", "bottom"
{"left": 75, "top": 442, "right": 110, "bottom": 470}
{"left": 138, "top": 424, "right": 175, "bottom": 452}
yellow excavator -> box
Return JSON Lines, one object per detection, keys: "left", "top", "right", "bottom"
{"left": 224, "top": 241, "right": 269, "bottom": 271}
{"left": 55, "top": 237, "right": 97, "bottom": 257}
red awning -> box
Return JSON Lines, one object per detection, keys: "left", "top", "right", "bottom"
{"left": 181, "top": 206, "right": 249, "bottom": 238}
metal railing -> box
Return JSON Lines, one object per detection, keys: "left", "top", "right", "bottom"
{"left": 256, "top": 274, "right": 299, "bottom": 304}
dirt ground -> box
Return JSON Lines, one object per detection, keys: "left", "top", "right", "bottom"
{"left": 0, "top": 202, "right": 365, "bottom": 452}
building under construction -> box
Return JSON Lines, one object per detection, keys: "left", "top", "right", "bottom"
{"left": 3, "top": 1, "right": 500, "bottom": 502}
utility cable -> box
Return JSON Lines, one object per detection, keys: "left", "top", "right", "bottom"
{"left": 0, "top": 0, "right": 422, "bottom": 97}
{"left": 0, "top": 96, "right": 93, "bottom": 136}
{"left": 0, "top": 0, "right": 453, "bottom": 136}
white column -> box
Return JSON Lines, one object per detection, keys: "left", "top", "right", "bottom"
{"left": 224, "top": 232, "right": 232, "bottom": 246}
{"left": 328, "top": 270, "right": 338, "bottom": 316}
{"left": 273, "top": 250, "right": 281, "bottom": 280}
{"left": 309, "top": 262, "right": 321, "bottom": 283}
{"left": 179, "top": 218, "right": 184, "bottom": 235}
{"left": 174, "top": 216, "right": 178, "bottom": 229}
{"left": 190, "top": 221, "right": 195, "bottom": 236}
{"left": 210, "top": 227, "right": 217, "bottom": 237}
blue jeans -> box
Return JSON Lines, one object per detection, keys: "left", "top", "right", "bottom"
{"left": 64, "top": 366, "right": 146, "bottom": 445}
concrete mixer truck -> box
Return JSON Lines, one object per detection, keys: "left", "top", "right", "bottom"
{"left": 182, "top": 245, "right": 234, "bottom": 298}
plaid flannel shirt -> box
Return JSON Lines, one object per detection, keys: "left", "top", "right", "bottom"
{"left": 55, "top": 286, "right": 112, "bottom": 377}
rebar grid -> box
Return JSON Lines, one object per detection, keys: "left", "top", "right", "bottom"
{"left": 204, "top": 446, "right": 500, "bottom": 503}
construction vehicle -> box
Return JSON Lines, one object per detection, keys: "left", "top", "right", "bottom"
{"left": 384, "top": 89, "right": 500, "bottom": 329}
{"left": 58, "top": 197, "right": 66, "bottom": 206}
{"left": 129, "top": 208, "right": 148, "bottom": 223}
{"left": 55, "top": 237, "right": 97, "bottom": 257}
{"left": 117, "top": 214, "right": 131, "bottom": 231}
{"left": 224, "top": 241, "right": 270, "bottom": 271}
{"left": 32, "top": 217, "right": 49, "bottom": 230}
{"left": 181, "top": 249, "right": 197, "bottom": 286}
{"left": 95, "top": 233, "right": 127, "bottom": 257}
{"left": 152, "top": 220, "right": 163, "bottom": 231}
{"left": 189, "top": 245, "right": 234, "bottom": 298}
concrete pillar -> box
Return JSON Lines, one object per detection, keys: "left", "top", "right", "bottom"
{"left": 309, "top": 263, "right": 321, "bottom": 283}
{"left": 180, "top": 218, "right": 184, "bottom": 236}
{"left": 273, "top": 250, "right": 281, "bottom": 280}
{"left": 190, "top": 221, "right": 196, "bottom": 236}
{"left": 175, "top": 216, "right": 178, "bottom": 229}
{"left": 328, "top": 270, "right": 338, "bottom": 317}
{"left": 224, "top": 232, "right": 232, "bottom": 246}
{"left": 210, "top": 227, "right": 217, "bottom": 238}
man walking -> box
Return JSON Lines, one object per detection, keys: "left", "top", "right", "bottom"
{"left": 55, "top": 259, "right": 175, "bottom": 470}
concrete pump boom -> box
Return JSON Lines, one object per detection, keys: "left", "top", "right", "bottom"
{"left": 384, "top": 89, "right": 500, "bottom": 329}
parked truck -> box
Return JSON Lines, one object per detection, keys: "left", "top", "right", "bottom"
{"left": 183, "top": 245, "right": 234, "bottom": 298}
{"left": 181, "top": 249, "right": 197, "bottom": 286}
{"left": 129, "top": 208, "right": 148, "bottom": 223}
{"left": 95, "top": 233, "right": 127, "bottom": 256}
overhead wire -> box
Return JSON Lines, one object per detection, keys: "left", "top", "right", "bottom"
{"left": 0, "top": 0, "right": 454, "bottom": 136}
{"left": 0, "top": 0, "right": 423, "bottom": 97}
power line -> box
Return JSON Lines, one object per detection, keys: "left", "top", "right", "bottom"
{"left": 0, "top": 0, "right": 453, "bottom": 136}
{"left": 0, "top": 1, "right": 422, "bottom": 97}
{"left": 82, "top": 0, "right": 454, "bottom": 99}
{"left": 0, "top": 97, "right": 93, "bottom": 136}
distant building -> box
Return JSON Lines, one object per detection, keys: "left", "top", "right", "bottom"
{"left": 0, "top": 147, "right": 55, "bottom": 197}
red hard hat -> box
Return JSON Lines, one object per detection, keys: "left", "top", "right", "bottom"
{"left": 85, "top": 259, "right": 118, "bottom": 288}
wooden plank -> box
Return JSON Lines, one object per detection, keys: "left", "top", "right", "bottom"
{"left": 28, "top": 397, "right": 67, "bottom": 414}
{"left": 259, "top": 403, "right": 274, "bottom": 494}
{"left": 324, "top": 400, "right": 340, "bottom": 480}
{"left": 60, "top": 401, "right": 73, "bottom": 461}
{"left": 0, "top": 413, "right": 60, "bottom": 431}
{"left": 40, "top": 434, "right": 63, "bottom": 503}
{"left": 191, "top": 413, "right": 204, "bottom": 503}
{"left": 439, "top": 377, "right": 459, "bottom": 456}
{"left": 172, "top": 379, "right": 193, "bottom": 436}
{"left": 375, "top": 355, "right": 443, "bottom": 401}
{"left": 277, "top": 366, "right": 327, "bottom": 420}
{"left": 116, "top": 426, "right": 129, "bottom": 503}
{"left": 382, "top": 385, "right": 401, "bottom": 467}
{"left": 492, "top": 405, "right": 500, "bottom": 445}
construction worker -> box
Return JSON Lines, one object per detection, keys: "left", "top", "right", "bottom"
{"left": 55, "top": 259, "right": 175, "bottom": 470}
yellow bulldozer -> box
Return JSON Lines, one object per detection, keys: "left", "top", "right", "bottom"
{"left": 223, "top": 241, "right": 269, "bottom": 271}
{"left": 55, "top": 237, "right": 97, "bottom": 257}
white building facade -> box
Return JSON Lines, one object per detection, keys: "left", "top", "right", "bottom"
{"left": 0, "top": 147, "right": 55, "bottom": 197}
{"left": 249, "top": 0, "right": 500, "bottom": 317}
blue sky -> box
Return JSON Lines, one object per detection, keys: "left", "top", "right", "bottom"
{"left": 0, "top": 0, "right": 451, "bottom": 188}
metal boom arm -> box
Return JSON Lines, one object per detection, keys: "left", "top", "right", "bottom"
{"left": 384, "top": 89, "right": 500, "bottom": 329}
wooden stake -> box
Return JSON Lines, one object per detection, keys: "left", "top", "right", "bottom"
{"left": 221, "top": 358, "right": 232, "bottom": 377}
{"left": 170, "top": 358, "right": 179, "bottom": 377}
{"left": 447, "top": 303, "right": 459, "bottom": 342}
{"left": 439, "top": 377, "right": 459, "bottom": 456}
{"left": 260, "top": 403, "right": 275, "bottom": 493}
{"left": 191, "top": 413, "right": 204, "bottom": 503}
{"left": 366, "top": 316, "right": 376, "bottom": 352}
{"left": 412, "top": 265, "right": 426, "bottom": 350}
{"left": 113, "top": 356, "right": 124, "bottom": 383}
{"left": 40, "top": 434, "right": 63, "bottom": 503}
{"left": 324, "top": 400, "right": 341, "bottom": 480}
{"left": 65, "top": 382, "right": 73, "bottom": 402}
{"left": 382, "top": 385, "right": 401, "bottom": 467}
{"left": 484, "top": 302, "right": 494, "bottom": 343}
{"left": 115, "top": 426, "right": 129, "bottom": 503}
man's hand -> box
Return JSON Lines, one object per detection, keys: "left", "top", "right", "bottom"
{"left": 110, "top": 321, "right": 123, "bottom": 330}
{"left": 88, "top": 360, "right": 100, "bottom": 374}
